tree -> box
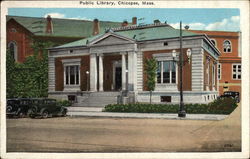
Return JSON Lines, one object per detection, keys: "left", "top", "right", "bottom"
{"left": 6, "top": 50, "right": 16, "bottom": 97}
{"left": 145, "top": 58, "right": 158, "bottom": 104}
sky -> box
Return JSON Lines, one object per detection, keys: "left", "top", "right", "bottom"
{"left": 8, "top": 8, "right": 240, "bottom": 31}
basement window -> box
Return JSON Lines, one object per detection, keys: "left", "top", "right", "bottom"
{"left": 68, "top": 95, "right": 76, "bottom": 103}
{"left": 161, "top": 96, "right": 171, "bottom": 102}
{"left": 69, "top": 50, "right": 74, "bottom": 53}
{"left": 163, "top": 42, "right": 168, "bottom": 46}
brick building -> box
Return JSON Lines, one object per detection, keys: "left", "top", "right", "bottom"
{"left": 6, "top": 15, "right": 125, "bottom": 63}
{"left": 48, "top": 23, "right": 220, "bottom": 106}
{"left": 189, "top": 30, "right": 241, "bottom": 95}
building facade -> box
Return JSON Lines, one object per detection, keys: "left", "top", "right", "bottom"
{"left": 189, "top": 30, "right": 241, "bottom": 96}
{"left": 48, "top": 23, "right": 220, "bottom": 106}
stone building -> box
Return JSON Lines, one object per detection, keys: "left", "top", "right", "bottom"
{"left": 48, "top": 22, "right": 220, "bottom": 106}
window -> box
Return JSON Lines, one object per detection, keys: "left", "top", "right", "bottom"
{"left": 65, "top": 65, "right": 80, "bottom": 85}
{"left": 157, "top": 61, "right": 176, "bottom": 84}
{"left": 223, "top": 40, "right": 232, "bottom": 52}
{"left": 212, "top": 64, "right": 216, "bottom": 86}
{"left": 10, "top": 28, "right": 17, "bottom": 33}
{"left": 7, "top": 41, "right": 18, "bottom": 61}
{"left": 62, "top": 58, "right": 81, "bottom": 88}
{"left": 232, "top": 64, "right": 241, "bottom": 80}
{"left": 218, "top": 63, "right": 221, "bottom": 80}
{"left": 210, "top": 39, "right": 216, "bottom": 46}
{"left": 161, "top": 96, "right": 171, "bottom": 102}
{"left": 207, "top": 62, "right": 210, "bottom": 86}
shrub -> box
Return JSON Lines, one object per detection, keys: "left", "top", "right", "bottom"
{"left": 103, "top": 97, "right": 237, "bottom": 115}
{"left": 57, "top": 100, "right": 72, "bottom": 107}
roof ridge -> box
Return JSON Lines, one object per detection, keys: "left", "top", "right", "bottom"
{"left": 112, "top": 23, "right": 173, "bottom": 32}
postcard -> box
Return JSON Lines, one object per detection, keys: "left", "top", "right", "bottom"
{"left": 1, "top": 0, "right": 249, "bottom": 159}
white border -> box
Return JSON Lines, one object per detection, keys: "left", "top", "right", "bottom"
{"left": 1, "top": 1, "right": 249, "bottom": 159}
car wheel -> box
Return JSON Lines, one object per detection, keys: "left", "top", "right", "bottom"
{"left": 41, "top": 110, "right": 49, "bottom": 119}
{"left": 6, "top": 105, "right": 12, "bottom": 112}
{"left": 27, "top": 107, "right": 37, "bottom": 118}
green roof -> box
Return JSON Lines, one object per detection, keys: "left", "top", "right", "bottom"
{"left": 53, "top": 25, "right": 199, "bottom": 49}
{"left": 7, "top": 15, "right": 122, "bottom": 38}
{"left": 53, "top": 33, "right": 105, "bottom": 49}
{"left": 116, "top": 25, "right": 198, "bottom": 41}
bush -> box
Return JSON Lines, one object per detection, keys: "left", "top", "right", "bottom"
{"left": 57, "top": 100, "right": 72, "bottom": 107}
{"left": 103, "top": 97, "right": 237, "bottom": 115}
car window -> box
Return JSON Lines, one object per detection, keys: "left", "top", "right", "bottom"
{"left": 20, "top": 100, "right": 27, "bottom": 105}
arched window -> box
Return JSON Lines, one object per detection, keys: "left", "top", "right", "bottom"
{"left": 210, "top": 39, "right": 216, "bottom": 46}
{"left": 8, "top": 41, "right": 18, "bottom": 61}
{"left": 223, "top": 40, "right": 232, "bottom": 53}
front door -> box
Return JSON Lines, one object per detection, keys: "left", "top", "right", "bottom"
{"left": 115, "top": 67, "right": 122, "bottom": 90}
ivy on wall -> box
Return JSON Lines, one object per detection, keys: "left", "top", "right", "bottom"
{"left": 6, "top": 41, "right": 55, "bottom": 98}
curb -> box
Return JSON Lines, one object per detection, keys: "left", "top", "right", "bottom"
{"left": 67, "top": 112, "right": 228, "bottom": 121}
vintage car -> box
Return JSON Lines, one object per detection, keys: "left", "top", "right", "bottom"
{"left": 219, "top": 91, "right": 240, "bottom": 103}
{"left": 6, "top": 98, "right": 32, "bottom": 118}
{"left": 28, "top": 98, "right": 67, "bottom": 118}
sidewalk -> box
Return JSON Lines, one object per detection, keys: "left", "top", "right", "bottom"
{"left": 67, "top": 107, "right": 228, "bottom": 121}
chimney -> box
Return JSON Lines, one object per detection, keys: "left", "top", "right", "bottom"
{"left": 132, "top": 17, "right": 137, "bottom": 25}
{"left": 154, "top": 19, "right": 161, "bottom": 24}
{"left": 46, "top": 15, "right": 53, "bottom": 34}
{"left": 92, "top": 19, "right": 100, "bottom": 36}
{"left": 121, "top": 20, "right": 128, "bottom": 27}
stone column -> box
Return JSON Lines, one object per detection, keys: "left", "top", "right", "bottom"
{"left": 121, "top": 53, "right": 127, "bottom": 90}
{"left": 99, "top": 54, "right": 104, "bottom": 91}
{"left": 128, "top": 52, "right": 134, "bottom": 91}
{"left": 133, "top": 52, "right": 137, "bottom": 91}
{"left": 90, "top": 54, "right": 97, "bottom": 91}
{"left": 48, "top": 56, "right": 56, "bottom": 92}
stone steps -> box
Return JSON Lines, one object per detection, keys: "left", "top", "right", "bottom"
{"left": 72, "top": 92, "right": 119, "bottom": 107}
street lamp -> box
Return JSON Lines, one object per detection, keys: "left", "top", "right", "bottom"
{"left": 174, "top": 21, "right": 192, "bottom": 118}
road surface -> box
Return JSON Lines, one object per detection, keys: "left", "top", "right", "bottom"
{"left": 7, "top": 105, "right": 241, "bottom": 152}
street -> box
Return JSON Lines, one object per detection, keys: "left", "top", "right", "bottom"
{"left": 7, "top": 105, "right": 241, "bottom": 152}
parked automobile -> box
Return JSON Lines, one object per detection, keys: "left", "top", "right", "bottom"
{"left": 6, "top": 98, "right": 33, "bottom": 118}
{"left": 219, "top": 91, "right": 240, "bottom": 103}
{"left": 28, "top": 98, "right": 67, "bottom": 118}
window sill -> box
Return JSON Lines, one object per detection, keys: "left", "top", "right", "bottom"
{"left": 155, "top": 83, "right": 178, "bottom": 91}
{"left": 63, "top": 85, "right": 81, "bottom": 92}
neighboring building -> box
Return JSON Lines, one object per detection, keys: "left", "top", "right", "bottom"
{"left": 48, "top": 23, "right": 220, "bottom": 106}
{"left": 7, "top": 15, "right": 128, "bottom": 63}
{"left": 189, "top": 30, "right": 241, "bottom": 96}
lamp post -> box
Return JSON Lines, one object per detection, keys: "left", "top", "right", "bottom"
{"left": 172, "top": 21, "right": 192, "bottom": 117}
{"left": 179, "top": 21, "right": 185, "bottom": 117}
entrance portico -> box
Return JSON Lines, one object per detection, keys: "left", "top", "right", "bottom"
{"left": 88, "top": 32, "right": 137, "bottom": 92}
{"left": 89, "top": 51, "right": 136, "bottom": 92}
